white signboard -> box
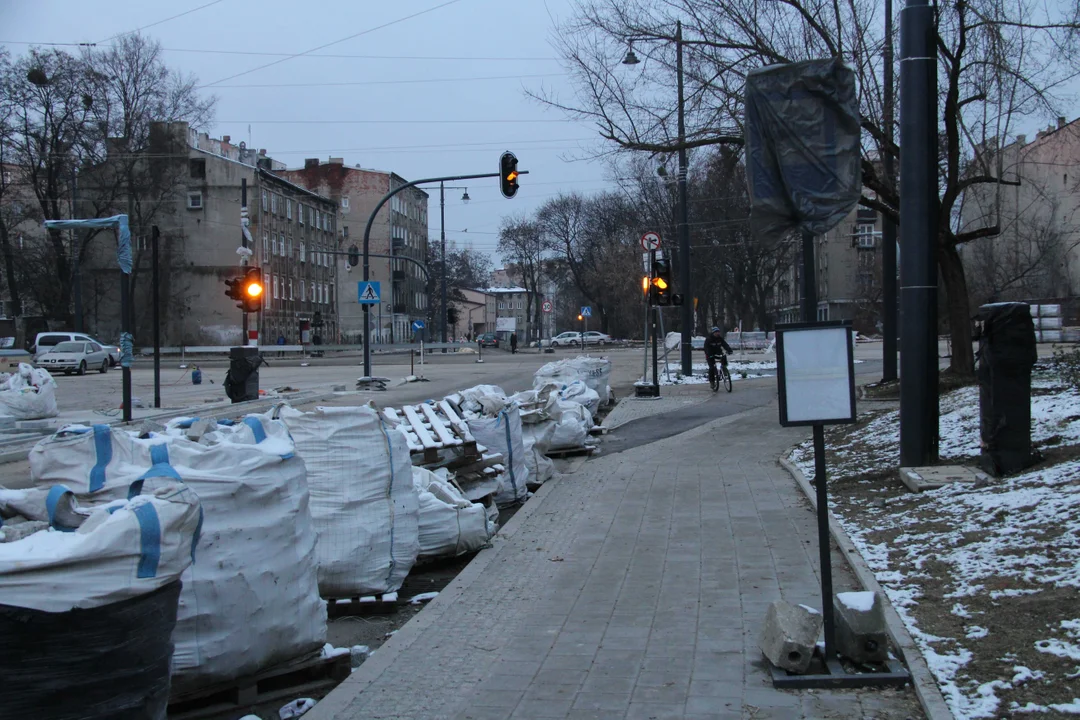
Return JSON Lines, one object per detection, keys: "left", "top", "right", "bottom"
{"left": 495, "top": 317, "right": 517, "bottom": 332}
{"left": 776, "top": 324, "right": 855, "bottom": 426}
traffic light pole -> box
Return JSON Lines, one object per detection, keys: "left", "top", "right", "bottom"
{"left": 241, "top": 178, "right": 249, "bottom": 346}
{"left": 651, "top": 250, "right": 660, "bottom": 394}
{"left": 361, "top": 169, "right": 528, "bottom": 378}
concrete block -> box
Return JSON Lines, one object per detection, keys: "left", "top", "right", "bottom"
{"left": 834, "top": 591, "right": 888, "bottom": 664}
{"left": 138, "top": 420, "right": 167, "bottom": 438}
{"left": 759, "top": 600, "right": 822, "bottom": 674}
{"left": 185, "top": 418, "right": 216, "bottom": 443}
{"left": 899, "top": 465, "right": 989, "bottom": 492}
{"left": 0, "top": 415, "right": 15, "bottom": 430}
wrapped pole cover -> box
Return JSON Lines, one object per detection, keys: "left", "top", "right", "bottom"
{"left": 745, "top": 58, "right": 862, "bottom": 244}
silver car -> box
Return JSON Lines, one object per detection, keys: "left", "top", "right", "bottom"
{"left": 36, "top": 341, "right": 111, "bottom": 376}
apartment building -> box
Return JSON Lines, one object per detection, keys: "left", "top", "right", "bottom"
{"left": 960, "top": 117, "right": 1080, "bottom": 311}
{"left": 279, "top": 160, "right": 429, "bottom": 344}
{"left": 79, "top": 122, "right": 339, "bottom": 346}
{"left": 451, "top": 288, "right": 496, "bottom": 340}
{"left": 771, "top": 205, "right": 885, "bottom": 333}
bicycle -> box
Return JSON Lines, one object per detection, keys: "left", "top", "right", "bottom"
{"left": 707, "top": 354, "right": 733, "bottom": 393}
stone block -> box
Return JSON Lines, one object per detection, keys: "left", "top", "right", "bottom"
{"left": 899, "top": 465, "right": 990, "bottom": 492}
{"left": 759, "top": 600, "right": 822, "bottom": 673}
{"left": 833, "top": 591, "right": 888, "bottom": 664}
{"left": 185, "top": 418, "right": 216, "bottom": 443}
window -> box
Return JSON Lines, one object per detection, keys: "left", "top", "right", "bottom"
{"left": 300, "top": 242, "right": 306, "bottom": 262}
{"left": 300, "top": 280, "right": 306, "bottom": 300}
{"left": 186, "top": 192, "right": 203, "bottom": 210}
{"left": 287, "top": 200, "right": 293, "bottom": 219}
{"left": 279, "top": 233, "right": 286, "bottom": 256}
{"left": 315, "top": 210, "right": 320, "bottom": 230}
{"left": 287, "top": 236, "right": 292, "bottom": 258}
{"left": 273, "top": 276, "right": 279, "bottom": 299}
{"left": 309, "top": 207, "right": 315, "bottom": 226}
{"left": 271, "top": 194, "right": 278, "bottom": 214}
{"left": 289, "top": 280, "right": 294, "bottom": 301}
{"left": 310, "top": 284, "right": 316, "bottom": 302}
{"left": 298, "top": 204, "right": 305, "bottom": 225}
{"left": 341, "top": 197, "right": 349, "bottom": 210}
{"left": 856, "top": 224, "right": 876, "bottom": 248}
{"left": 264, "top": 274, "right": 270, "bottom": 296}
{"left": 261, "top": 190, "right": 268, "bottom": 212}
{"left": 263, "top": 233, "right": 269, "bottom": 261}
{"left": 498, "top": 302, "right": 506, "bottom": 310}
{"left": 189, "top": 159, "right": 205, "bottom": 179}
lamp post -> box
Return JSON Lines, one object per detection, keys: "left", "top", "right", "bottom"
{"left": 439, "top": 183, "right": 469, "bottom": 346}
{"left": 623, "top": 20, "right": 693, "bottom": 375}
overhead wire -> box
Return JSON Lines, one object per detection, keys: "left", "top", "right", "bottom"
{"left": 205, "top": 73, "right": 563, "bottom": 89}
{"left": 96, "top": 0, "right": 228, "bottom": 44}
{"left": 202, "top": 0, "right": 464, "bottom": 87}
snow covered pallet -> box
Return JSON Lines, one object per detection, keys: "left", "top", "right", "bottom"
{"left": 383, "top": 400, "right": 478, "bottom": 464}
{"left": 326, "top": 592, "right": 403, "bottom": 618}
{"left": 167, "top": 650, "right": 351, "bottom": 720}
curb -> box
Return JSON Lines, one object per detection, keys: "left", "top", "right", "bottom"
{"left": 778, "top": 454, "right": 954, "bottom": 720}
{"left": 302, "top": 474, "right": 564, "bottom": 720}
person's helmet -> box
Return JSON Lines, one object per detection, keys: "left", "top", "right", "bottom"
{"left": 711, "top": 326, "right": 722, "bottom": 334}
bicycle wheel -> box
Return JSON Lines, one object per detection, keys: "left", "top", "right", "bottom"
{"left": 709, "top": 366, "right": 719, "bottom": 392}
{"left": 723, "top": 366, "right": 733, "bottom": 393}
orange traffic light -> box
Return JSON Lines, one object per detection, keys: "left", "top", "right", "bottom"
{"left": 246, "top": 281, "right": 262, "bottom": 298}
{"left": 500, "top": 152, "right": 519, "bottom": 199}
{"left": 577, "top": 314, "right": 583, "bottom": 321}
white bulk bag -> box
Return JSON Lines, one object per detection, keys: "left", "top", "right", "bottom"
{"left": 522, "top": 423, "right": 556, "bottom": 485}
{"left": 272, "top": 405, "right": 419, "bottom": 597}
{"left": 0, "top": 482, "right": 202, "bottom": 612}
{"left": 533, "top": 357, "right": 612, "bottom": 406}
{"left": 468, "top": 406, "right": 529, "bottom": 506}
{"left": 458, "top": 384, "right": 508, "bottom": 416}
{"left": 412, "top": 467, "right": 493, "bottom": 559}
{"left": 0, "top": 363, "right": 58, "bottom": 420}
{"left": 28, "top": 416, "right": 326, "bottom": 692}
{"left": 558, "top": 380, "right": 601, "bottom": 416}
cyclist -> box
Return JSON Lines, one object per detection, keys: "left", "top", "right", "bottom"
{"left": 703, "top": 326, "right": 733, "bottom": 380}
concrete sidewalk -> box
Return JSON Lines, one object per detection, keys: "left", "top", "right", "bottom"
{"left": 307, "top": 402, "right": 923, "bottom": 720}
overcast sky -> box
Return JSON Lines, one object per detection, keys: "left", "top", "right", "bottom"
{"left": 0, "top": 0, "right": 615, "bottom": 262}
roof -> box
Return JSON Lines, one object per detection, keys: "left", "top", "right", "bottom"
{"left": 190, "top": 147, "right": 334, "bottom": 204}
{"left": 480, "top": 287, "right": 529, "bottom": 293}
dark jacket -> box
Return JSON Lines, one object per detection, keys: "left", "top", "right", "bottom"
{"left": 703, "top": 333, "right": 732, "bottom": 357}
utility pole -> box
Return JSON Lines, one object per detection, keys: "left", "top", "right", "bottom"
{"left": 882, "top": 0, "right": 898, "bottom": 381}
{"left": 441, "top": 182, "right": 447, "bottom": 345}
{"left": 152, "top": 225, "right": 161, "bottom": 409}
{"left": 70, "top": 168, "right": 83, "bottom": 331}
{"left": 676, "top": 19, "right": 693, "bottom": 375}
{"left": 899, "top": 0, "right": 939, "bottom": 466}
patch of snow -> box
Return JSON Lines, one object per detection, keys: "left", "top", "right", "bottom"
{"left": 1012, "top": 666, "right": 1045, "bottom": 685}
{"left": 409, "top": 591, "right": 439, "bottom": 604}
{"left": 1035, "top": 638, "right": 1080, "bottom": 661}
{"left": 1049, "top": 699, "right": 1080, "bottom": 714}
{"left": 797, "top": 604, "right": 820, "bottom": 615}
{"left": 836, "top": 591, "right": 875, "bottom": 612}
{"left": 279, "top": 697, "right": 316, "bottom": 719}
{"left": 966, "top": 626, "right": 989, "bottom": 639}
{"left": 320, "top": 643, "right": 351, "bottom": 659}
{"left": 952, "top": 603, "right": 972, "bottom": 618}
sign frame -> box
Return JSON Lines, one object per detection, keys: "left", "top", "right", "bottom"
{"left": 775, "top": 320, "right": 856, "bottom": 427}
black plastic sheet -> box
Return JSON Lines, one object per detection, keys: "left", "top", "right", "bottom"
{"left": 745, "top": 58, "right": 862, "bottom": 244}
{"left": 0, "top": 580, "right": 181, "bottom": 720}
{"left": 976, "top": 302, "right": 1037, "bottom": 475}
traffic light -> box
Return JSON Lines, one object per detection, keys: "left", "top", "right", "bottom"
{"left": 499, "top": 151, "right": 519, "bottom": 199}
{"left": 224, "top": 275, "right": 243, "bottom": 305}
{"left": 241, "top": 266, "right": 263, "bottom": 313}
{"left": 651, "top": 256, "right": 673, "bottom": 306}
{"left": 348, "top": 244, "right": 359, "bottom": 267}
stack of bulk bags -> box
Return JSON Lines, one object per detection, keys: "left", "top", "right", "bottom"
{"left": 271, "top": 405, "right": 420, "bottom": 598}
{"left": 468, "top": 405, "right": 529, "bottom": 506}
{"left": 533, "top": 356, "right": 613, "bottom": 407}
{"left": 412, "top": 467, "right": 495, "bottom": 559}
{"left": 28, "top": 416, "right": 326, "bottom": 693}
{"left": 0, "top": 483, "right": 201, "bottom": 720}
{"left": 0, "top": 363, "right": 58, "bottom": 420}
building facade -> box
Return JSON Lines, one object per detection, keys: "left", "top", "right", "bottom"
{"left": 80, "top": 122, "right": 339, "bottom": 346}
{"left": 771, "top": 204, "right": 885, "bottom": 333}
{"left": 960, "top": 117, "right": 1080, "bottom": 310}
{"left": 278, "top": 160, "right": 429, "bottom": 344}
{"left": 452, "top": 288, "right": 496, "bottom": 340}
{"left": 485, "top": 286, "right": 543, "bottom": 343}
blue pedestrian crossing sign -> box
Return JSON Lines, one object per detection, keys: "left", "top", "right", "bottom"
{"left": 412, "top": 320, "right": 425, "bottom": 332}
{"left": 357, "top": 281, "right": 380, "bottom": 304}
{"left": 580, "top": 306, "right": 592, "bottom": 317}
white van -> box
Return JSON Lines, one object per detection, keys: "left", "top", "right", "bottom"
{"left": 32, "top": 332, "right": 120, "bottom": 366}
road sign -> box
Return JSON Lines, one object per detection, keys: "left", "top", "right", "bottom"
{"left": 542, "top": 300, "right": 553, "bottom": 314}
{"left": 412, "top": 320, "right": 425, "bottom": 332}
{"left": 640, "top": 231, "right": 661, "bottom": 251}
{"left": 358, "top": 281, "right": 380, "bottom": 304}
{"left": 580, "top": 306, "right": 592, "bottom": 317}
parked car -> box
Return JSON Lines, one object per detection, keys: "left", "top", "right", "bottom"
{"left": 477, "top": 332, "right": 499, "bottom": 348}
{"left": 582, "top": 331, "right": 613, "bottom": 345}
{"left": 549, "top": 331, "right": 582, "bottom": 347}
{"left": 35, "top": 341, "right": 111, "bottom": 375}
{"left": 32, "top": 332, "right": 120, "bottom": 366}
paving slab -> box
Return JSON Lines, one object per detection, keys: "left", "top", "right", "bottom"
{"left": 304, "top": 402, "right": 924, "bottom": 720}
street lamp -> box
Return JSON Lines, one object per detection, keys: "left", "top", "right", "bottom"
{"left": 622, "top": 21, "right": 693, "bottom": 375}
{"left": 440, "top": 182, "right": 470, "bottom": 345}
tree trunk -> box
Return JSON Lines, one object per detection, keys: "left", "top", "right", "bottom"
{"left": 939, "top": 241, "right": 975, "bottom": 376}
{"left": 0, "top": 223, "right": 21, "bottom": 317}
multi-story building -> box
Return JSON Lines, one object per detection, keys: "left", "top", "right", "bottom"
{"left": 278, "top": 160, "right": 429, "bottom": 344}
{"left": 771, "top": 204, "right": 885, "bottom": 333}
{"left": 960, "top": 117, "right": 1080, "bottom": 309}
{"left": 80, "top": 122, "right": 339, "bottom": 346}
{"left": 485, "top": 286, "right": 543, "bottom": 343}
{"left": 451, "top": 288, "right": 496, "bottom": 340}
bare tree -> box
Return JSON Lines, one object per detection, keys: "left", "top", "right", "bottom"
{"left": 540, "top": 0, "right": 1080, "bottom": 374}
{"left": 497, "top": 215, "right": 553, "bottom": 342}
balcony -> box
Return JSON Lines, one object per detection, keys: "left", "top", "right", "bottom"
{"left": 392, "top": 303, "right": 408, "bottom": 314}
{"left": 392, "top": 269, "right": 406, "bottom": 281}
{"left": 391, "top": 238, "right": 405, "bottom": 252}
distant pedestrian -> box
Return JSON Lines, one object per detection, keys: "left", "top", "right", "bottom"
{"left": 277, "top": 333, "right": 286, "bottom": 358}
{"left": 510, "top": 332, "right": 518, "bottom": 354}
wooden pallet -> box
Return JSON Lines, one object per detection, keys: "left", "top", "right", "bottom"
{"left": 167, "top": 651, "right": 351, "bottom": 720}
{"left": 546, "top": 445, "right": 598, "bottom": 459}
{"left": 326, "top": 593, "right": 403, "bottom": 618}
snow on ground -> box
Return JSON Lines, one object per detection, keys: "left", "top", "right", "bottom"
{"left": 788, "top": 376, "right": 1080, "bottom": 718}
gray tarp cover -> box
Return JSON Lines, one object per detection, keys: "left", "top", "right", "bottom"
{"left": 744, "top": 58, "right": 862, "bottom": 243}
